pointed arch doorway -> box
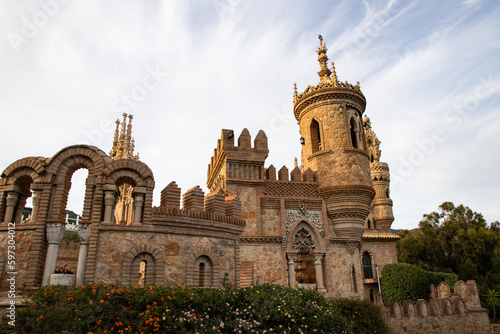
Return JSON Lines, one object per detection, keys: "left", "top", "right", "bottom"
{"left": 286, "top": 223, "right": 326, "bottom": 292}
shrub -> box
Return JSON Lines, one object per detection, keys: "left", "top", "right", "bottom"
{"left": 0, "top": 284, "right": 390, "bottom": 334}
{"left": 381, "top": 263, "right": 458, "bottom": 304}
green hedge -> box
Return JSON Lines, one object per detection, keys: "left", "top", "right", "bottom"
{"left": 381, "top": 263, "right": 458, "bottom": 304}
{"left": 1, "top": 283, "right": 391, "bottom": 334}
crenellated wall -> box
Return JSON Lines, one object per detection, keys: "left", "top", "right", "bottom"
{"left": 385, "top": 280, "right": 491, "bottom": 334}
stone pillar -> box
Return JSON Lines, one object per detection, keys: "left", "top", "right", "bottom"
{"left": 13, "top": 195, "right": 28, "bottom": 223}
{"left": 287, "top": 253, "right": 297, "bottom": 288}
{"left": 133, "top": 193, "right": 144, "bottom": 224}
{"left": 313, "top": 253, "right": 326, "bottom": 293}
{"left": 75, "top": 223, "right": 91, "bottom": 287}
{"left": 42, "top": 222, "right": 65, "bottom": 286}
{"left": 103, "top": 190, "right": 116, "bottom": 224}
{"left": 30, "top": 190, "right": 42, "bottom": 223}
{"left": 3, "top": 192, "right": 19, "bottom": 223}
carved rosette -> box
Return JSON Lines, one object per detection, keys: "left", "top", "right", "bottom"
{"left": 46, "top": 222, "right": 65, "bottom": 245}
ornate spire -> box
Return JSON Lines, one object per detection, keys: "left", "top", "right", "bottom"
{"left": 317, "top": 35, "right": 332, "bottom": 83}
{"left": 331, "top": 62, "right": 338, "bottom": 87}
{"left": 293, "top": 83, "right": 298, "bottom": 103}
{"left": 110, "top": 113, "right": 140, "bottom": 160}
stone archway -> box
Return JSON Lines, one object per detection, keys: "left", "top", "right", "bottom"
{"left": 286, "top": 223, "right": 326, "bottom": 292}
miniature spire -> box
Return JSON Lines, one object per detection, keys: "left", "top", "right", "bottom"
{"left": 293, "top": 83, "right": 298, "bottom": 103}
{"left": 294, "top": 157, "right": 298, "bottom": 168}
{"left": 110, "top": 114, "right": 140, "bottom": 161}
{"left": 317, "top": 35, "right": 332, "bottom": 83}
{"left": 331, "top": 62, "right": 338, "bottom": 87}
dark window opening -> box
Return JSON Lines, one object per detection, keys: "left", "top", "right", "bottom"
{"left": 199, "top": 263, "right": 206, "bottom": 287}
{"left": 350, "top": 117, "right": 358, "bottom": 148}
{"left": 362, "top": 252, "right": 373, "bottom": 279}
{"left": 310, "top": 119, "right": 322, "bottom": 153}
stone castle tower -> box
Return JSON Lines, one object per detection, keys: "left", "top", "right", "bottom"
{"left": 294, "top": 35, "right": 374, "bottom": 241}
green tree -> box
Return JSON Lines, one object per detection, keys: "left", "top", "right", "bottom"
{"left": 397, "top": 202, "right": 500, "bottom": 316}
{"left": 483, "top": 289, "right": 500, "bottom": 321}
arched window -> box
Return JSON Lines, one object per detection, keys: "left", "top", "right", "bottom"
{"left": 310, "top": 119, "right": 322, "bottom": 153}
{"left": 199, "top": 263, "right": 206, "bottom": 287}
{"left": 367, "top": 219, "right": 371, "bottom": 229}
{"left": 350, "top": 117, "right": 358, "bottom": 149}
{"left": 385, "top": 188, "right": 390, "bottom": 199}
{"left": 194, "top": 256, "right": 213, "bottom": 288}
{"left": 362, "top": 251, "right": 373, "bottom": 279}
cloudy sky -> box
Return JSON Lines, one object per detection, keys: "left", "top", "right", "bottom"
{"left": 1, "top": 0, "right": 499, "bottom": 229}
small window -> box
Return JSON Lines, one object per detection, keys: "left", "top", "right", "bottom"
{"left": 310, "top": 119, "right": 322, "bottom": 153}
{"left": 362, "top": 251, "right": 373, "bottom": 279}
{"left": 199, "top": 263, "right": 206, "bottom": 287}
{"left": 350, "top": 117, "right": 358, "bottom": 149}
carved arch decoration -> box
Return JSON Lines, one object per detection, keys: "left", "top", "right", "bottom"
{"left": 287, "top": 220, "right": 325, "bottom": 253}
{"left": 121, "top": 245, "right": 165, "bottom": 286}
{"left": 186, "top": 247, "right": 220, "bottom": 288}
{"left": 293, "top": 226, "right": 315, "bottom": 251}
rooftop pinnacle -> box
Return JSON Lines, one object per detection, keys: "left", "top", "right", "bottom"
{"left": 317, "top": 35, "right": 332, "bottom": 83}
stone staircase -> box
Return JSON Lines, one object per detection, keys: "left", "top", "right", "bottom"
{"left": 240, "top": 261, "right": 254, "bottom": 288}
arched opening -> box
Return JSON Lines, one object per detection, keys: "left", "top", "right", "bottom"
{"left": 114, "top": 177, "right": 135, "bottom": 225}
{"left": 385, "top": 188, "right": 390, "bottom": 199}
{"left": 367, "top": 219, "right": 371, "bottom": 229}
{"left": 138, "top": 260, "right": 147, "bottom": 287}
{"left": 194, "top": 256, "right": 213, "bottom": 288}
{"left": 350, "top": 117, "right": 358, "bottom": 149}
{"left": 310, "top": 119, "right": 322, "bottom": 153}
{"left": 199, "top": 263, "right": 206, "bottom": 287}
{"left": 362, "top": 251, "right": 373, "bottom": 279}
{"left": 13, "top": 175, "right": 33, "bottom": 223}
{"left": 65, "top": 168, "right": 88, "bottom": 227}
{"left": 292, "top": 226, "right": 316, "bottom": 285}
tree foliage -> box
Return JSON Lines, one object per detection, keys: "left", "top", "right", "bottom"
{"left": 397, "top": 202, "right": 500, "bottom": 318}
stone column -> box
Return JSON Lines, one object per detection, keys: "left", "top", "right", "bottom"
{"left": 13, "top": 195, "right": 28, "bottom": 223}
{"left": 42, "top": 222, "right": 65, "bottom": 286}
{"left": 3, "top": 192, "right": 19, "bottom": 223}
{"left": 287, "top": 253, "right": 297, "bottom": 288}
{"left": 30, "top": 190, "right": 42, "bottom": 223}
{"left": 313, "top": 253, "right": 327, "bottom": 293}
{"left": 75, "top": 223, "right": 91, "bottom": 287}
{"left": 133, "top": 193, "right": 144, "bottom": 225}
{"left": 103, "top": 190, "right": 116, "bottom": 224}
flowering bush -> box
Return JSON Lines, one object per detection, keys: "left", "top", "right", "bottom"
{"left": 1, "top": 284, "right": 390, "bottom": 334}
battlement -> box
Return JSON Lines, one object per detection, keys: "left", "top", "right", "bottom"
{"left": 207, "top": 129, "right": 269, "bottom": 191}
{"left": 386, "top": 280, "right": 491, "bottom": 334}
{"left": 157, "top": 182, "right": 244, "bottom": 226}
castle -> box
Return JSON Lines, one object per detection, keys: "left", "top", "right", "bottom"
{"left": 0, "top": 36, "right": 398, "bottom": 302}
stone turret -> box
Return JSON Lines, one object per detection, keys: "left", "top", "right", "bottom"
{"left": 207, "top": 128, "right": 269, "bottom": 193}
{"left": 364, "top": 116, "right": 394, "bottom": 231}
{"left": 293, "top": 35, "right": 374, "bottom": 241}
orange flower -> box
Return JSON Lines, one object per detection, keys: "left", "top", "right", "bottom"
{"left": 100, "top": 299, "right": 105, "bottom": 303}
{"left": 89, "top": 300, "right": 94, "bottom": 305}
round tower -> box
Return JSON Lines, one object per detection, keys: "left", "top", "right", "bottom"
{"left": 293, "top": 36, "right": 374, "bottom": 241}
{"left": 364, "top": 116, "right": 394, "bottom": 231}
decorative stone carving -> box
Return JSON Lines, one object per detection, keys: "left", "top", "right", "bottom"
{"left": 285, "top": 204, "right": 322, "bottom": 232}
{"left": 76, "top": 223, "right": 91, "bottom": 286}
{"left": 42, "top": 222, "right": 65, "bottom": 286}
{"left": 3, "top": 192, "right": 19, "bottom": 223}
{"left": 292, "top": 227, "right": 315, "bottom": 251}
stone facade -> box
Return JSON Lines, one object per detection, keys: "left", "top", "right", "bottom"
{"left": 0, "top": 37, "right": 398, "bottom": 300}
